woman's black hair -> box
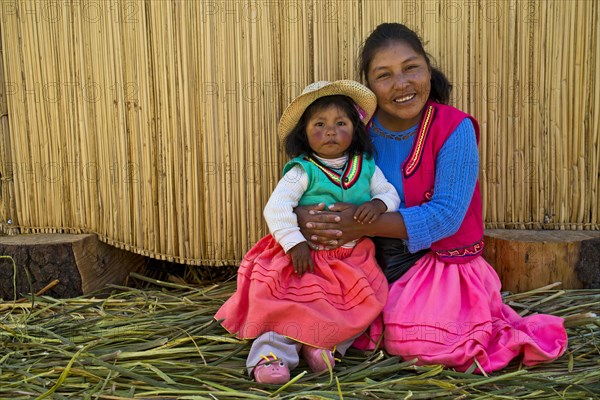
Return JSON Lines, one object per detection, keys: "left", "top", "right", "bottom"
{"left": 284, "top": 95, "right": 375, "bottom": 159}
{"left": 358, "top": 23, "right": 452, "bottom": 105}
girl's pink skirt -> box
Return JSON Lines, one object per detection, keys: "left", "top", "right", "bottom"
{"left": 355, "top": 253, "right": 568, "bottom": 373}
{"left": 215, "top": 235, "right": 388, "bottom": 349}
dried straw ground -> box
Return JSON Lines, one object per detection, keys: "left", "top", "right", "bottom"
{"left": 1, "top": 272, "right": 599, "bottom": 399}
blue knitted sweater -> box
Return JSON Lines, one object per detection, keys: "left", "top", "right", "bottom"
{"left": 369, "top": 116, "right": 479, "bottom": 252}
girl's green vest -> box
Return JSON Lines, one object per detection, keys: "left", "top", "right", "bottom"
{"left": 282, "top": 153, "right": 375, "bottom": 207}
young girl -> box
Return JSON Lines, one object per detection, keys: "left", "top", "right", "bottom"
{"left": 215, "top": 80, "right": 400, "bottom": 384}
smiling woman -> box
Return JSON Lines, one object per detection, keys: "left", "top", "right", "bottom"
{"left": 295, "top": 23, "right": 568, "bottom": 374}
{"left": 366, "top": 41, "right": 432, "bottom": 132}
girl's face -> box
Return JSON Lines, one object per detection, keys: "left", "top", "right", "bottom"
{"left": 366, "top": 41, "right": 431, "bottom": 132}
{"left": 306, "top": 104, "right": 354, "bottom": 159}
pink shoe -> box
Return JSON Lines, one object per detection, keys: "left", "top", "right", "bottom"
{"left": 253, "top": 354, "right": 290, "bottom": 384}
{"left": 301, "top": 345, "right": 335, "bottom": 372}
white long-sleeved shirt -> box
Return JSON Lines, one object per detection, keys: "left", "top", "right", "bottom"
{"left": 264, "top": 154, "right": 400, "bottom": 252}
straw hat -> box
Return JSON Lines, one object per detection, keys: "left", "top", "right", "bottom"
{"left": 278, "top": 80, "right": 377, "bottom": 142}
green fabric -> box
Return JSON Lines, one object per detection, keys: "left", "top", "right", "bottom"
{"left": 282, "top": 153, "right": 375, "bottom": 207}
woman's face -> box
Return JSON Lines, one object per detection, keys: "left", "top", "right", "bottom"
{"left": 366, "top": 41, "right": 431, "bottom": 132}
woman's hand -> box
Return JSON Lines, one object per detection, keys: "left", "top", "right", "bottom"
{"left": 295, "top": 203, "right": 341, "bottom": 249}
{"left": 325, "top": 202, "right": 368, "bottom": 245}
{"left": 295, "top": 202, "right": 368, "bottom": 249}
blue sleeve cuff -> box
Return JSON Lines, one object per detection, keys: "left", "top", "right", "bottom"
{"left": 400, "top": 207, "right": 432, "bottom": 252}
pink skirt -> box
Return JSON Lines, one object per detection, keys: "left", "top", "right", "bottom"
{"left": 355, "top": 253, "right": 568, "bottom": 373}
{"left": 215, "top": 235, "right": 388, "bottom": 349}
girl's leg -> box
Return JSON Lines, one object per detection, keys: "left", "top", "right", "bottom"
{"left": 247, "top": 331, "right": 302, "bottom": 379}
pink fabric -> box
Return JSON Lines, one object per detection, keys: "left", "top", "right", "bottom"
{"left": 216, "top": 235, "right": 388, "bottom": 349}
{"left": 354, "top": 253, "right": 567, "bottom": 373}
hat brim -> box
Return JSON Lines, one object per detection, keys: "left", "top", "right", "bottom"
{"left": 278, "top": 80, "right": 377, "bottom": 142}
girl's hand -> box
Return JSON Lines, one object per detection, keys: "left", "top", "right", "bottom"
{"left": 354, "top": 199, "right": 387, "bottom": 224}
{"left": 288, "top": 242, "right": 314, "bottom": 275}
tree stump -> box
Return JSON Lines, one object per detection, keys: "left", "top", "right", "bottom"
{"left": 483, "top": 229, "right": 600, "bottom": 293}
{"left": 0, "top": 234, "right": 146, "bottom": 300}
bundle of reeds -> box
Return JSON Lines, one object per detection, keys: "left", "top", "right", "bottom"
{"left": 1, "top": 274, "right": 599, "bottom": 399}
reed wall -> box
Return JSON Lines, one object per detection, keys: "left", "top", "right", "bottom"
{"left": 0, "top": 0, "right": 598, "bottom": 265}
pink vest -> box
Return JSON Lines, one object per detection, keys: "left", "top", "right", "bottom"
{"left": 402, "top": 101, "right": 484, "bottom": 263}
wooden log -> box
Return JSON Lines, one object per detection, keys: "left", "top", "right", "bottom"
{"left": 0, "top": 234, "right": 146, "bottom": 300}
{"left": 483, "top": 229, "right": 600, "bottom": 293}
{"left": 577, "top": 237, "right": 600, "bottom": 289}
